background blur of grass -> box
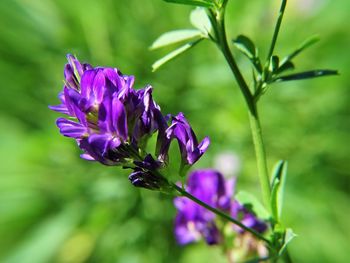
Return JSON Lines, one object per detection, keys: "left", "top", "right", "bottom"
{"left": 0, "top": 0, "right": 349, "bottom": 262}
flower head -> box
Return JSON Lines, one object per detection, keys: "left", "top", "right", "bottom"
{"left": 174, "top": 169, "right": 267, "bottom": 246}
{"left": 50, "top": 54, "right": 167, "bottom": 166}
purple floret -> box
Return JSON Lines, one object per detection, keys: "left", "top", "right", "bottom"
{"left": 166, "top": 113, "right": 210, "bottom": 166}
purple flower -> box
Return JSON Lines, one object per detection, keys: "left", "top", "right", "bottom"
{"left": 174, "top": 169, "right": 234, "bottom": 245}
{"left": 50, "top": 54, "right": 168, "bottom": 166}
{"left": 166, "top": 113, "right": 210, "bottom": 167}
{"left": 50, "top": 55, "right": 211, "bottom": 192}
{"left": 231, "top": 201, "right": 268, "bottom": 234}
{"left": 174, "top": 169, "right": 267, "bottom": 246}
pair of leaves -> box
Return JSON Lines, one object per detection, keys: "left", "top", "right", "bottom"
{"left": 163, "top": 0, "right": 214, "bottom": 8}
{"left": 151, "top": 33, "right": 203, "bottom": 71}
{"left": 151, "top": 8, "right": 211, "bottom": 71}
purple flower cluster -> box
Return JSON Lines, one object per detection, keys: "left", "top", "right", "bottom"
{"left": 174, "top": 170, "right": 267, "bottom": 245}
{"left": 50, "top": 55, "right": 209, "bottom": 190}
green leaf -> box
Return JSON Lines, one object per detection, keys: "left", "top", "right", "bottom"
{"left": 273, "top": 69, "right": 338, "bottom": 82}
{"left": 163, "top": 0, "right": 214, "bottom": 7}
{"left": 271, "top": 179, "right": 281, "bottom": 222}
{"left": 233, "top": 35, "right": 257, "bottom": 59}
{"left": 150, "top": 29, "right": 203, "bottom": 50}
{"left": 233, "top": 35, "right": 262, "bottom": 73}
{"left": 281, "top": 35, "right": 320, "bottom": 64}
{"left": 270, "top": 161, "right": 288, "bottom": 222}
{"left": 270, "top": 55, "right": 279, "bottom": 72}
{"left": 235, "top": 191, "right": 270, "bottom": 220}
{"left": 271, "top": 160, "right": 287, "bottom": 184}
{"left": 190, "top": 7, "right": 212, "bottom": 35}
{"left": 279, "top": 228, "right": 297, "bottom": 255}
{"left": 152, "top": 39, "right": 203, "bottom": 71}
{"left": 275, "top": 61, "right": 295, "bottom": 75}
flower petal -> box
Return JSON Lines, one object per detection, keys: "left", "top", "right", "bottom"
{"left": 63, "top": 87, "right": 86, "bottom": 125}
{"left": 80, "top": 69, "right": 97, "bottom": 101}
{"left": 80, "top": 153, "right": 95, "bottom": 161}
{"left": 92, "top": 70, "right": 106, "bottom": 104}
{"left": 67, "top": 54, "right": 84, "bottom": 77}
{"left": 56, "top": 118, "right": 86, "bottom": 138}
{"left": 112, "top": 96, "right": 128, "bottom": 141}
{"left": 49, "top": 104, "right": 69, "bottom": 114}
{"left": 174, "top": 215, "right": 200, "bottom": 245}
{"left": 103, "top": 68, "right": 123, "bottom": 92}
{"left": 79, "top": 134, "right": 111, "bottom": 165}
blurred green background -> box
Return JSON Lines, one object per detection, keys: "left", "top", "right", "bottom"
{"left": 0, "top": 0, "right": 349, "bottom": 262}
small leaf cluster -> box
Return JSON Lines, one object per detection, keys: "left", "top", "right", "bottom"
{"left": 233, "top": 34, "right": 338, "bottom": 100}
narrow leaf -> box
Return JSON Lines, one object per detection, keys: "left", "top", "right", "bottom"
{"left": 151, "top": 29, "right": 202, "bottom": 50}
{"left": 152, "top": 39, "right": 203, "bottom": 72}
{"left": 273, "top": 69, "right": 338, "bottom": 82}
{"left": 270, "top": 161, "right": 288, "bottom": 222}
{"left": 235, "top": 191, "right": 270, "bottom": 220}
{"left": 163, "top": 0, "right": 214, "bottom": 7}
{"left": 281, "top": 35, "right": 320, "bottom": 64}
{"left": 279, "top": 228, "right": 297, "bottom": 255}
{"left": 271, "top": 178, "right": 281, "bottom": 222}
{"left": 271, "top": 160, "right": 287, "bottom": 184}
{"left": 190, "top": 7, "right": 212, "bottom": 34}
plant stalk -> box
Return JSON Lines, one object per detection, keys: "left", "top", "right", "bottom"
{"left": 213, "top": 7, "right": 271, "bottom": 209}
{"left": 248, "top": 110, "right": 271, "bottom": 209}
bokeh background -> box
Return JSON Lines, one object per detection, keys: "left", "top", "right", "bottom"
{"left": 0, "top": 0, "right": 349, "bottom": 262}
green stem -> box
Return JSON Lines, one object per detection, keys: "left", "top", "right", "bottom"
{"left": 173, "top": 183, "right": 271, "bottom": 244}
{"left": 248, "top": 110, "right": 271, "bottom": 209}
{"left": 212, "top": 7, "right": 271, "bottom": 209}
{"left": 266, "top": 0, "right": 288, "bottom": 61}
{"left": 283, "top": 249, "right": 293, "bottom": 263}
{"left": 212, "top": 8, "right": 256, "bottom": 115}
